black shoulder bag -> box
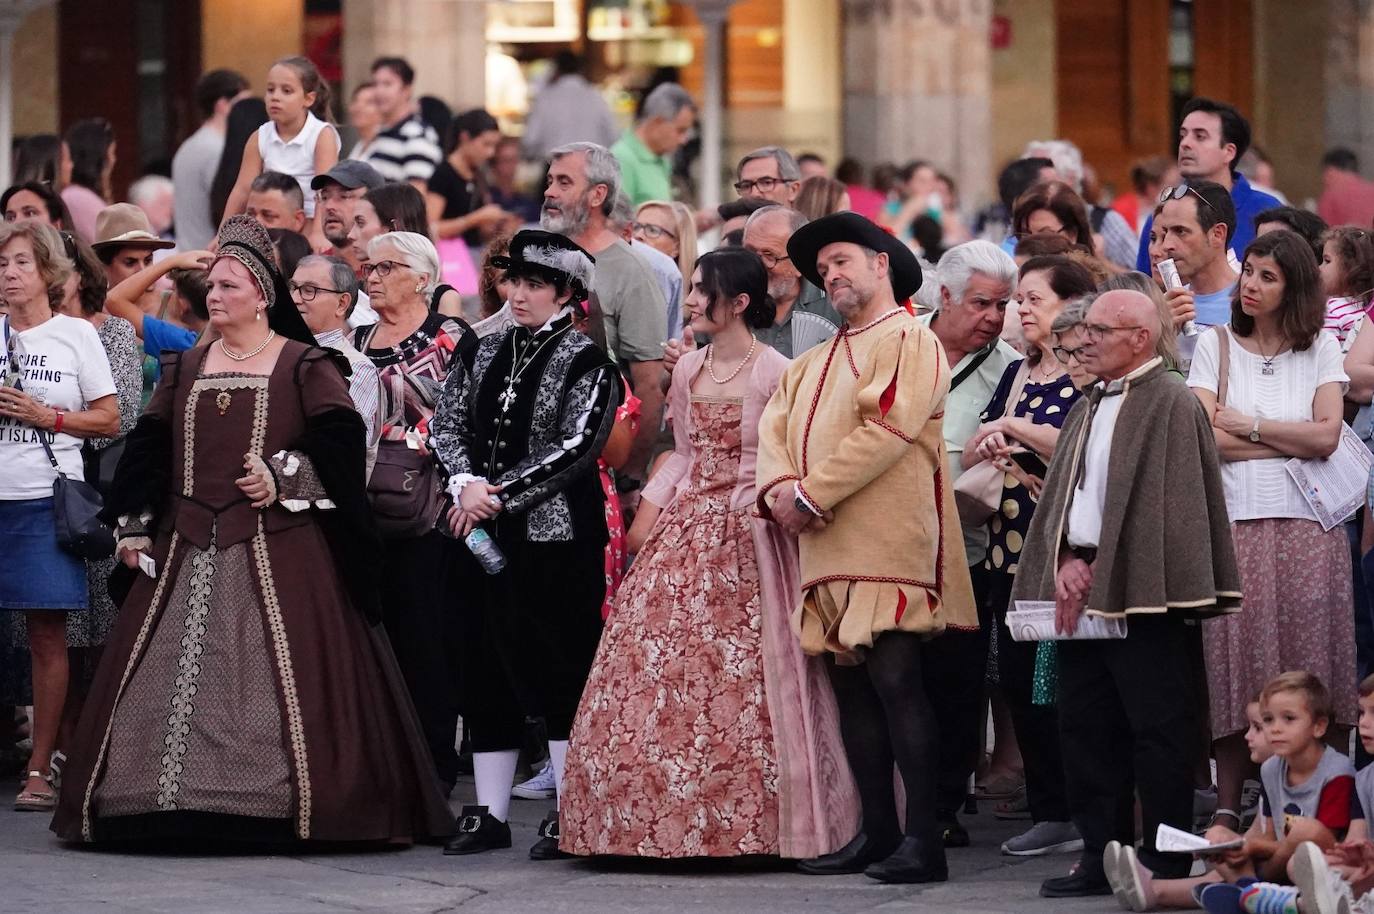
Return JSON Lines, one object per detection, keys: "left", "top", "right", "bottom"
{"left": 4, "top": 317, "right": 115, "bottom": 560}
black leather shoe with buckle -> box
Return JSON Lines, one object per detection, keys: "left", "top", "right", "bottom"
{"left": 529, "top": 811, "right": 571, "bottom": 860}
{"left": 443, "top": 805, "right": 512, "bottom": 856}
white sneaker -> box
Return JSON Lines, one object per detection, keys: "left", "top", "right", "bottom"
{"left": 1000, "top": 820, "right": 1084, "bottom": 856}
{"left": 511, "top": 760, "right": 556, "bottom": 800}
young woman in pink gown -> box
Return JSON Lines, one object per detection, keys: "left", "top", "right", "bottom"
{"left": 559, "top": 247, "right": 858, "bottom": 859}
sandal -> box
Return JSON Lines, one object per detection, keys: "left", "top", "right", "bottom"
{"left": 975, "top": 770, "right": 1026, "bottom": 800}
{"left": 15, "top": 769, "right": 56, "bottom": 812}
{"left": 992, "top": 785, "right": 1031, "bottom": 820}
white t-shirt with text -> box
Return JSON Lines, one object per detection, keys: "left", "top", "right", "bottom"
{"left": 0, "top": 315, "right": 117, "bottom": 499}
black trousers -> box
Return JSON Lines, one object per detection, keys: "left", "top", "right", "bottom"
{"left": 457, "top": 537, "right": 605, "bottom": 753}
{"left": 1058, "top": 612, "right": 1202, "bottom": 879}
{"left": 987, "top": 570, "right": 1070, "bottom": 823}
{"left": 379, "top": 530, "right": 462, "bottom": 787}
{"left": 921, "top": 564, "right": 993, "bottom": 817}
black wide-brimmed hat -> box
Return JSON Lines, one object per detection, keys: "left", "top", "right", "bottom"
{"left": 786, "top": 212, "right": 923, "bottom": 301}
{"left": 491, "top": 230, "right": 596, "bottom": 303}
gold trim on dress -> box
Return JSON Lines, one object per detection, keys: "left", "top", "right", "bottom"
{"left": 155, "top": 537, "right": 218, "bottom": 810}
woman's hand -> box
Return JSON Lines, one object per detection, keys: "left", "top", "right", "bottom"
{"left": 0, "top": 387, "right": 55, "bottom": 429}
{"left": 236, "top": 453, "right": 276, "bottom": 509}
{"left": 459, "top": 481, "right": 504, "bottom": 520}
{"left": 168, "top": 249, "right": 215, "bottom": 272}
{"left": 1213, "top": 406, "right": 1254, "bottom": 439}
{"left": 974, "top": 430, "right": 1013, "bottom": 462}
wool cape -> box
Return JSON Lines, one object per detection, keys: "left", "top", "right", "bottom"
{"left": 1010, "top": 359, "right": 1242, "bottom": 618}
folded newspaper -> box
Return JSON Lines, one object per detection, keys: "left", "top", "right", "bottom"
{"left": 1286, "top": 423, "right": 1374, "bottom": 532}
{"left": 1007, "top": 601, "right": 1128, "bottom": 642}
{"left": 1156, "top": 823, "right": 1244, "bottom": 855}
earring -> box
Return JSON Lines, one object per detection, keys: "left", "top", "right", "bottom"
{"left": 415, "top": 282, "right": 424, "bottom": 294}
{"left": 255, "top": 308, "right": 262, "bottom": 321}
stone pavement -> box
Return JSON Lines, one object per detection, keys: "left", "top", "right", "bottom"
{"left": 0, "top": 782, "right": 1120, "bottom": 913}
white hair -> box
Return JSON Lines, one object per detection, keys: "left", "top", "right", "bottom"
{"left": 639, "top": 82, "right": 695, "bottom": 123}
{"left": 520, "top": 242, "right": 595, "bottom": 293}
{"left": 936, "top": 240, "right": 1018, "bottom": 304}
{"left": 1022, "top": 139, "right": 1084, "bottom": 192}
{"left": 369, "top": 231, "right": 441, "bottom": 296}
{"left": 128, "top": 174, "right": 174, "bottom": 207}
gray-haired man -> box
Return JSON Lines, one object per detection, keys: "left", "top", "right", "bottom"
{"left": 612, "top": 83, "right": 695, "bottom": 206}
{"left": 543, "top": 142, "right": 667, "bottom": 479}
{"left": 736, "top": 146, "right": 803, "bottom": 206}
{"left": 289, "top": 255, "right": 384, "bottom": 478}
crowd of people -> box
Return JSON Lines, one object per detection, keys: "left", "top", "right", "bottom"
{"left": 7, "top": 50, "right": 1374, "bottom": 914}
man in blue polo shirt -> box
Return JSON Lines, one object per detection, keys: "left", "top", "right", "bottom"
{"left": 1135, "top": 97, "right": 1279, "bottom": 272}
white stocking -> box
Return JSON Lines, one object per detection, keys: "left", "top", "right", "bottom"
{"left": 548, "top": 739, "right": 569, "bottom": 807}
{"left": 473, "top": 750, "right": 519, "bottom": 822}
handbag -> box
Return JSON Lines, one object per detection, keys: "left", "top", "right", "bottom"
{"left": 3, "top": 319, "right": 115, "bottom": 559}
{"left": 83, "top": 438, "right": 126, "bottom": 497}
{"left": 954, "top": 359, "right": 1032, "bottom": 525}
{"left": 362, "top": 325, "right": 444, "bottom": 538}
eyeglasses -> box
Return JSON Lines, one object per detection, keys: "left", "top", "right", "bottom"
{"left": 1052, "top": 343, "right": 1087, "bottom": 364}
{"left": 631, "top": 221, "right": 676, "bottom": 241}
{"left": 289, "top": 281, "right": 346, "bottom": 302}
{"left": 745, "top": 249, "right": 791, "bottom": 269}
{"left": 59, "top": 231, "right": 77, "bottom": 259}
{"left": 1158, "top": 183, "right": 1213, "bottom": 211}
{"left": 315, "top": 188, "right": 365, "bottom": 204}
{"left": 362, "top": 260, "right": 408, "bottom": 278}
{"left": 733, "top": 176, "right": 790, "bottom": 195}
{"left": 1081, "top": 323, "right": 1143, "bottom": 342}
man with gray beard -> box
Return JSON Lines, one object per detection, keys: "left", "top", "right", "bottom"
{"left": 742, "top": 205, "right": 841, "bottom": 358}
{"left": 542, "top": 141, "right": 667, "bottom": 480}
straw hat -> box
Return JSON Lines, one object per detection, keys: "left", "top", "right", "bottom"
{"left": 90, "top": 203, "right": 175, "bottom": 254}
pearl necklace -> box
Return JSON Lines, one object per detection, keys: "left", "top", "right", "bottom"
{"left": 705, "top": 337, "right": 758, "bottom": 385}
{"left": 218, "top": 330, "right": 276, "bottom": 362}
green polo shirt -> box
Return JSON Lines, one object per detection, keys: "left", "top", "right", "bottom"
{"left": 612, "top": 129, "right": 673, "bottom": 206}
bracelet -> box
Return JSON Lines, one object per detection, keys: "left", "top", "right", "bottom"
{"left": 52, "top": 409, "right": 64, "bottom": 434}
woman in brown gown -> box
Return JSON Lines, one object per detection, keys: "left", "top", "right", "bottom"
{"left": 51, "top": 217, "right": 454, "bottom": 845}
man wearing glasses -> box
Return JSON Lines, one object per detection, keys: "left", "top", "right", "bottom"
{"left": 1134, "top": 97, "right": 1279, "bottom": 273}
{"left": 1153, "top": 180, "right": 1239, "bottom": 333}
{"left": 742, "top": 205, "right": 840, "bottom": 358}
{"left": 289, "top": 255, "right": 383, "bottom": 479}
{"left": 735, "top": 147, "right": 803, "bottom": 206}
{"left": 1014, "top": 289, "right": 1240, "bottom": 898}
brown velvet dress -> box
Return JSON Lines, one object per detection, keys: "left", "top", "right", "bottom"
{"left": 51, "top": 343, "right": 454, "bottom": 845}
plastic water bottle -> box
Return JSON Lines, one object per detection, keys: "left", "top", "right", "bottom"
{"left": 465, "top": 527, "right": 507, "bottom": 575}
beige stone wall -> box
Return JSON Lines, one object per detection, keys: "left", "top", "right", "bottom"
{"left": 12, "top": 4, "right": 59, "bottom": 137}
{"left": 202, "top": 0, "right": 305, "bottom": 94}
{"left": 781, "top": 0, "right": 841, "bottom": 165}
{"left": 341, "top": 0, "right": 486, "bottom": 113}
{"left": 989, "top": 0, "right": 1055, "bottom": 176}
{"left": 1252, "top": 0, "right": 1327, "bottom": 205}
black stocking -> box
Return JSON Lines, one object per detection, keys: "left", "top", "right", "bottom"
{"left": 826, "top": 632, "right": 940, "bottom": 842}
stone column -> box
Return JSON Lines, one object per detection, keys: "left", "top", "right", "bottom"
{"left": 1323, "top": 0, "right": 1374, "bottom": 190}
{"left": 342, "top": 0, "right": 486, "bottom": 113}
{"left": 841, "top": 0, "right": 994, "bottom": 202}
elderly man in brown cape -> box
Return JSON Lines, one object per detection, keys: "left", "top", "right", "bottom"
{"left": 1012, "top": 288, "right": 1241, "bottom": 898}
{"left": 757, "top": 212, "right": 977, "bottom": 885}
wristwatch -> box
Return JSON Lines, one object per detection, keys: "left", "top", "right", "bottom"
{"left": 1248, "top": 418, "right": 1261, "bottom": 443}
{"left": 795, "top": 494, "right": 819, "bottom": 517}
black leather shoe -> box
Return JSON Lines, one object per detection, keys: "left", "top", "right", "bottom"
{"left": 1040, "top": 866, "right": 1112, "bottom": 898}
{"left": 864, "top": 836, "right": 949, "bottom": 884}
{"left": 529, "top": 811, "right": 571, "bottom": 860}
{"left": 938, "top": 814, "right": 970, "bottom": 849}
{"left": 796, "top": 831, "right": 901, "bottom": 876}
{"left": 443, "top": 805, "right": 512, "bottom": 856}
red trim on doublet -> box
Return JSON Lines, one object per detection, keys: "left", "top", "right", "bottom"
{"left": 843, "top": 335, "right": 860, "bottom": 379}
{"left": 877, "top": 330, "right": 904, "bottom": 416}
{"left": 870, "top": 417, "right": 913, "bottom": 443}
{"left": 894, "top": 589, "right": 908, "bottom": 624}
{"left": 801, "top": 334, "right": 843, "bottom": 476}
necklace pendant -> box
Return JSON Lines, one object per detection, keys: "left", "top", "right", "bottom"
{"left": 497, "top": 386, "right": 516, "bottom": 413}
{"left": 215, "top": 391, "right": 232, "bottom": 416}
{"left": 1261, "top": 365, "right": 1275, "bottom": 376}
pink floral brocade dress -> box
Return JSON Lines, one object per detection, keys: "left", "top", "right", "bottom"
{"left": 559, "top": 396, "right": 780, "bottom": 857}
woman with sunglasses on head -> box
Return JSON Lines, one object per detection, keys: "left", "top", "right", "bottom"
{"left": 352, "top": 230, "right": 476, "bottom": 795}
{"left": 352, "top": 182, "right": 466, "bottom": 318}
{"left": 960, "top": 255, "right": 1095, "bottom": 857}
{"left": 1187, "top": 228, "right": 1354, "bottom": 834}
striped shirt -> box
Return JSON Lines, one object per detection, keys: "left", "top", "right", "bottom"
{"left": 1325, "top": 296, "right": 1371, "bottom": 347}
{"left": 362, "top": 114, "right": 441, "bottom": 185}
{"left": 315, "top": 328, "right": 384, "bottom": 479}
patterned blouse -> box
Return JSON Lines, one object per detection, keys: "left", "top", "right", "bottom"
{"left": 91, "top": 315, "right": 143, "bottom": 450}
{"left": 979, "top": 359, "right": 1082, "bottom": 576}
{"left": 353, "top": 312, "right": 476, "bottom": 442}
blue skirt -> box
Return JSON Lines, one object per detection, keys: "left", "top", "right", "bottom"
{"left": 0, "top": 497, "right": 88, "bottom": 611}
